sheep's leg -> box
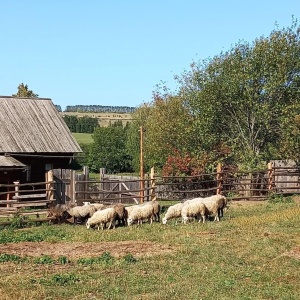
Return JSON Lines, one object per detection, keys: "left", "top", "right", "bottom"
{"left": 111, "top": 220, "right": 116, "bottom": 229}
{"left": 197, "top": 213, "right": 202, "bottom": 223}
{"left": 107, "top": 220, "right": 114, "bottom": 229}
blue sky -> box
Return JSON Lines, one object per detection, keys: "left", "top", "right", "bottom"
{"left": 0, "top": 1, "right": 299, "bottom": 110}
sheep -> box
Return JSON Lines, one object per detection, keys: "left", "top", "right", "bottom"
{"left": 200, "top": 194, "right": 228, "bottom": 221}
{"left": 86, "top": 207, "right": 117, "bottom": 230}
{"left": 47, "top": 203, "right": 70, "bottom": 224}
{"left": 148, "top": 200, "right": 161, "bottom": 222}
{"left": 99, "top": 203, "right": 128, "bottom": 227}
{"left": 162, "top": 203, "right": 184, "bottom": 224}
{"left": 127, "top": 202, "right": 154, "bottom": 226}
{"left": 66, "top": 204, "right": 97, "bottom": 224}
{"left": 91, "top": 203, "right": 105, "bottom": 210}
{"left": 125, "top": 204, "right": 139, "bottom": 216}
{"left": 181, "top": 201, "right": 208, "bottom": 224}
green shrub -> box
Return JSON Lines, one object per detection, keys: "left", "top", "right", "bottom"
{"left": 34, "top": 255, "right": 55, "bottom": 264}
{"left": 0, "top": 253, "right": 26, "bottom": 263}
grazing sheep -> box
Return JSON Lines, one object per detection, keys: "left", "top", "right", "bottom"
{"left": 146, "top": 201, "right": 161, "bottom": 222}
{"left": 162, "top": 203, "right": 184, "bottom": 224}
{"left": 91, "top": 203, "right": 105, "bottom": 210}
{"left": 86, "top": 207, "right": 117, "bottom": 230}
{"left": 100, "top": 203, "right": 128, "bottom": 227}
{"left": 200, "top": 194, "right": 228, "bottom": 221}
{"left": 66, "top": 204, "right": 97, "bottom": 224}
{"left": 181, "top": 201, "right": 208, "bottom": 224}
{"left": 125, "top": 204, "right": 139, "bottom": 216}
{"left": 47, "top": 203, "right": 70, "bottom": 224}
{"left": 182, "top": 197, "right": 204, "bottom": 205}
{"left": 127, "top": 202, "right": 154, "bottom": 225}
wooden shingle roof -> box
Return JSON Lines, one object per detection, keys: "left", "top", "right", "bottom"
{"left": 0, "top": 156, "right": 26, "bottom": 167}
{"left": 0, "top": 96, "right": 82, "bottom": 153}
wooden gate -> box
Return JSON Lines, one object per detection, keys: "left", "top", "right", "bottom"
{"left": 53, "top": 169, "right": 74, "bottom": 204}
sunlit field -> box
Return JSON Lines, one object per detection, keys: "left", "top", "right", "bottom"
{"left": 0, "top": 198, "right": 299, "bottom": 300}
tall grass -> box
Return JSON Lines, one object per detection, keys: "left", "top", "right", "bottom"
{"left": 0, "top": 200, "right": 299, "bottom": 299}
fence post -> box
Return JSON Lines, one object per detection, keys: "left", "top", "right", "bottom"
{"left": 14, "top": 181, "right": 20, "bottom": 198}
{"left": 83, "top": 166, "right": 89, "bottom": 202}
{"left": 71, "top": 170, "right": 76, "bottom": 206}
{"left": 46, "top": 170, "right": 54, "bottom": 202}
{"left": 267, "top": 162, "right": 273, "bottom": 193}
{"left": 216, "top": 163, "right": 223, "bottom": 195}
{"left": 150, "top": 167, "right": 157, "bottom": 201}
{"left": 139, "top": 126, "right": 145, "bottom": 203}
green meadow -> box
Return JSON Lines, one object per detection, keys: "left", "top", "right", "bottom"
{"left": 0, "top": 198, "right": 299, "bottom": 299}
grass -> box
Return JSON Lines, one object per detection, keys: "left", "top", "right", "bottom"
{"left": 72, "top": 132, "right": 93, "bottom": 144}
{"left": 0, "top": 200, "right": 299, "bottom": 299}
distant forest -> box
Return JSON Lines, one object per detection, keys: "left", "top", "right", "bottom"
{"left": 56, "top": 105, "right": 136, "bottom": 113}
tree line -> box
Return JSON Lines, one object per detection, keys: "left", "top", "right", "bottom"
{"left": 64, "top": 105, "right": 136, "bottom": 113}
{"left": 63, "top": 115, "right": 99, "bottom": 133}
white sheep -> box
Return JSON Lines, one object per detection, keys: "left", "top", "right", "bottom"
{"left": 162, "top": 203, "right": 184, "bottom": 224}
{"left": 200, "top": 194, "right": 228, "bottom": 221}
{"left": 67, "top": 204, "right": 97, "bottom": 224}
{"left": 147, "top": 201, "right": 161, "bottom": 222}
{"left": 127, "top": 202, "right": 154, "bottom": 225}
{"left": 86, "top": 207, "right": 117, "bottom": 230}
{"left": 125, "top": 204, "right": 139, "bottom": 216}
{"left": 99, "top": 203, "right": 128, "bottom": 227}
{"left": 181, "top": 201, "right": 207, "bottom": 224}
{"left": 91, "top": 203, "right": 105, "bottom": 210}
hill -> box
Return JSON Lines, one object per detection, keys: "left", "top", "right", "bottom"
{"left": 61, "top": 111, "right": 133, "bottom": 127}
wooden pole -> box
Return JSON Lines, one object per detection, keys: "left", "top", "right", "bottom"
{"left": 267, "top": 162, "right": 273, "bottom": 192}
{"left": 47, "top": 170, "right": 54, "bottom": 201}
{"left": 150, "top": 167, "right": 157, "bottom": 201}
{"left": 83, "top": 166, "right": 89, "bottom": 202}
{"left": 216, "top": 162, "right": 222, "bottom": 195}
{"left": 139, "top": 126, "right": 144, "bottom": 203}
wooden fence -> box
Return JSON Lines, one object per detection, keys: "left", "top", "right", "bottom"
{"left": 0, "top": 170, "right": 55, "bottom": 225}
{"left": 0, "top": 161, "right": 299, "bottom": 225}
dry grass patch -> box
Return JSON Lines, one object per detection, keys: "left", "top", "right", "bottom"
{"left": 0, "top": 240, "right": 175, "bottom": 259}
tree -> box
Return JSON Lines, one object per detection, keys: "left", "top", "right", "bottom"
{"left": 12, "top": 83, "right": 39, "bottom": 98}
{"left": 87, "top": 123, "right": 133, "bottom": 173}
{"left": 177, "top": 19, "right": 300, "bottom": 169}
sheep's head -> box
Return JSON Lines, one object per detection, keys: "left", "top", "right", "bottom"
{"left": 182, "top": 216, "right": 189, "bottom": 224}
{"left": 127, "top": 218, "right": 134, "bottom": 226}
{"left": 162, "top": 217, "right": 168, "bottom": 225}
{"left": 86, "top": 218, "right": 91, "bottom": 229}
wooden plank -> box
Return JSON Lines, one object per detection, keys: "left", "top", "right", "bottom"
{"left": 12, "top": 200, "right": 53, "bottom": 208}
{"left": 0, "top": 200, "right": 18, "bottom": 204}
{"left": 12, "top": 193, "right": 47, "bottom": 200}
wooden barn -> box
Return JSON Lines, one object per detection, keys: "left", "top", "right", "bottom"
{"left": 0, "top": 96, "right": 82, "bottom": 201}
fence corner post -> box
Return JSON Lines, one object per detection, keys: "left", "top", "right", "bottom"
{"left": 46, "top": 170, "right": 54, "bottom": 201}
{"left": 216, "top": 163, "right": 223, "bottom": 195}
{"left": 267, "top": 162, "right": 273, "bottom": 193}
{"left": 150, "top": 167, "right": 157, "bottom": 201}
